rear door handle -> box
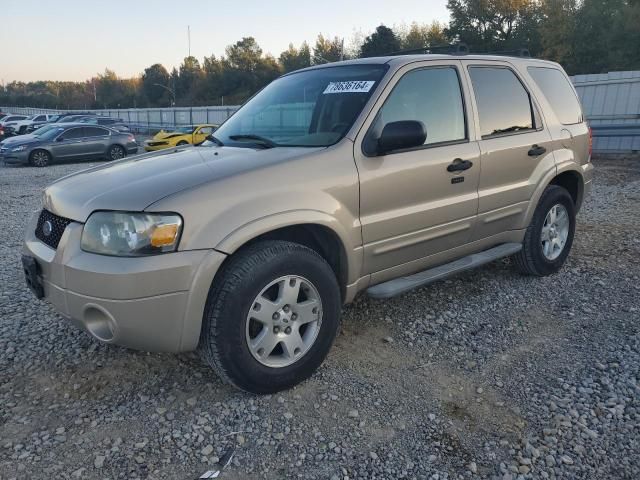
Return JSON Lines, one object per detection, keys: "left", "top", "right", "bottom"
{"left": 528, "top": 144, "right": 547, "bottom": 156}
{"left": 447, "top": 158, "right": 473, "bottom": 172}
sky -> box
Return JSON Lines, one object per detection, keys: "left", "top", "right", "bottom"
{"left": 0, "top": 0, "right": 450, "bottom": 83}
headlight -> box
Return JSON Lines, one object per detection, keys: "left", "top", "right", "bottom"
{"left": 81, "top": 211, "right": 182, "bottom": 256}
{"left": 11, "top": 145, "right": 27, "bottom": 152}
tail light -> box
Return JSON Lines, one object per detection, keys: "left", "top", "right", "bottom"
{"left": 588, "top": 127, "right": 593, "bottom": 161}
{"left": 128, "top": 134, "right": 135, "bottom": 142}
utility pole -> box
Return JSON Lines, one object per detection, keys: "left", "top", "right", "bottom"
{"left": 188, "top": 26, "right": 191, "bottom": 57}
{"left": 340, "top": 38, "right": 344, "bottom": 61}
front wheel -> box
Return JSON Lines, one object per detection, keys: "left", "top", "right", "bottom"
{"left": 29, "top": 149, "right": 51, "bottom": 167}
{"left": 199, "top": 240, "right": 341, "bottom": 393}
{"left": 513, "top": 185, "right": 576, "bottom": 276}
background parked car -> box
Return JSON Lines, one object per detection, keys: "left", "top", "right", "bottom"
{"left": 7, "top": 114, "right": 58, "bottom": 135}
{"left": 144, "top": 124, "right": 218, "bottom": 151}
{"left": 0, "top": 123, "right": 138, "bottom": 167}
{"left": 76, "top": 116, "right": 131, "bottom": 133}
{"left": 0, "top": 114, "right": 28, "bottom": 139}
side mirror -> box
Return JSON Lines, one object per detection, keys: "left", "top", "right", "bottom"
{"left": 377, "top": 120, "right": 427, "bottom": 155}
{"left": 56, "top": 136, "right": 64, "bottom": 142}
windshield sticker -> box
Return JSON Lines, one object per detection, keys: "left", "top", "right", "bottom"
{"left": 323, "top": 80, "right": 376, "bottom": 94}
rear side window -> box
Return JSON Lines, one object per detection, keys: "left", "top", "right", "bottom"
{"left": 62, "top": 128, "right": 85, "bottom": 139}
{"left": 366, "top": 66, "right": 466, "bottom": 152}
{"left": 85, "top": 126, "right": 109, "bottom": 137}
{"left": 527, "top": 67, "right": 582, "bottom": 125}
{"left": 469, "top": 67, "right": 534, "bottom": 138}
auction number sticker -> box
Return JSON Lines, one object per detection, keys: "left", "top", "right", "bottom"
{"left": 323, "top": 80, "right": 376, "bottom": 94}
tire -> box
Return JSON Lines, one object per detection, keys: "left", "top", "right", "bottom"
{"left": 107, "top": 144, "right": 126, "bottom": 161}
{"left": 199, "top": 240, "right": 341, "bottom": 394}
{"left": 513, "top": 185, "right": 576, "bottom": 276}
{"left": 29, "top": 149, "right": 51, "bottom": 167}
{"left": 177, "top": 140, "right": 189, "bottom": 146}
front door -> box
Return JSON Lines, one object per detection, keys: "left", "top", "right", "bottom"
{"left": 461, "top": 62, "right": 556, "bottom": 240}
{"left": 50, "top": 127, "right": 91, "bottom": 160}
{"left": 354, "top": 61, "right": 481, "bottom": 275}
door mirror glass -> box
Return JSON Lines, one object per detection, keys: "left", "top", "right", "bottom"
{"left": 377, "top": 120, "right": 427, "bottom": 155}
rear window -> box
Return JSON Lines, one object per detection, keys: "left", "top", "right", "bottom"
{"left": 527, "top": 67, "right": 583, "bottom": 125}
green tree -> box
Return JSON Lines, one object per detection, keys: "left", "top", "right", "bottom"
{"left": 279, "top": 42, "right": 311, "bottom": 73}
{"left": 446, "top": 0, "right": 541, "bottom": 52}
{"left": 141, "top": 63, "right": 171, "bottom": 106}
{"left": 312, "top": 34, "right": 344, "bottom": 64}
{"left": 176, "top": 56, "right": 204, "bottom": 105}
{"left": 402, "top": 21, "right": 449, "bottom": 50}
{"left": 360, "top": 25, "right": 401, "bottom": 57}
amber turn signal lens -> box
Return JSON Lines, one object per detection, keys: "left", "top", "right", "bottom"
{"left": 150, "top": 224, "right": 179, "bottom": 247}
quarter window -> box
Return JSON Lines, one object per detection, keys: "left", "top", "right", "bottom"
{"left": 365, "top": 66, "right": 466, "bottom": 154}
{"left": 62, "top": 128, "right": 85, "bottom": 140}
{"left": 85, "top": 126, "right": 109, "bottom": 137}
{"left": 469, "top": 67, "right": 534, "bottom": 138}
{"left": 527, "top": 67, "right": 583, "bottom": 125}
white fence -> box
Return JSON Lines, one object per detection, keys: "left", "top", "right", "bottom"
{"left": 572, "top": 71, "right": 640, "bottom": 153}
{"left": 1, "top": 106, "right": 240, "bottom": 134}
{"left": 4, "top": 70, "right": 640, "bottom": 153}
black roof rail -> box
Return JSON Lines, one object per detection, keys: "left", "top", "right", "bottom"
{"left": 386, "top": 43, "right": 532, "bottom": 58}
{"left": 388, "top": 42, "right": 469, "bottom": 56}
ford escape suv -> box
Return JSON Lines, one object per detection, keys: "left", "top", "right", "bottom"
{"left": 22, "top": 54, "right": 592, "bottom": 393}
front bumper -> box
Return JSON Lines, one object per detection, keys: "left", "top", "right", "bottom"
{"left": 22, "top": 212, "right": 227, "bottom": 352}
{"left": 2, "top": 149, "right": 29, "bottom": 164}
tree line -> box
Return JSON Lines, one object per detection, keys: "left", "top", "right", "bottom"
{"left": 2, "top": 0, "right": 639, "bottom": 110}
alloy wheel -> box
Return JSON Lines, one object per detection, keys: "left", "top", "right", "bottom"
{"left": 245, "top": 275, "right": 323, "bottom": 368}
{"left": 541, "top": 203, "right": 570, "bottom": 260}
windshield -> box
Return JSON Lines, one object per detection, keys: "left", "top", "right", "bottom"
{"left": 34, "top": 124, "right": 57, "bottom": 136}
{"left": 214, "top": 64, "right": 388, "bottom": 148}
{"left": 37, "top": 127, "right": 65, "bottom": 140}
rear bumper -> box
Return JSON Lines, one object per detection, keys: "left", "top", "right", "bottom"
{"left": 22, "top": 212, "right": 227, "bottom": 352}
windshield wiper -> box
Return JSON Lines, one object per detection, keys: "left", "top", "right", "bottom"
{"left": 228, "top": 134, "right": 277, "bottom": 149}
{"left": 205, "top": 134, "right": 224, "bottom": 146}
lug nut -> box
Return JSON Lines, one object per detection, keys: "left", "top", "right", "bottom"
{"left": 283, "top": 305, "right": 290, "bottom": 313}
{"left": 274, "top": 326, "right": 280, "bottom": 334}
{"left": 272, "top": 312, "right": 280, "bottom": 320}
{"left": 291, "top": 313, "right": 298, "bottom": 320}
{"left": 285, "top": 327, "right": 292, "bottom": 334}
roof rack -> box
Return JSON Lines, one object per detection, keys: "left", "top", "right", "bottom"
{"left": 390, "top": 43, "right": 470, "bottom": 56}
{"left": 387, "top": 43, "right": 531, "bottom": 58}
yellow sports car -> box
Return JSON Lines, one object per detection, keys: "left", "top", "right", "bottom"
{"left": 144, "top": 124, "right": 218, "bottom": 152}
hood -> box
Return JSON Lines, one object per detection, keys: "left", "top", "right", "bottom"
{"left": 2, "top": 134, "right": 36, "bottom": 144}
{"left": 1, "top": 136, "right": 40, "bottom": 148}
{"left": 153, "top": 130, "right": 185, "bottom": 141}
{"left": 43, "top": 145, "right": 324, "bottom": 222}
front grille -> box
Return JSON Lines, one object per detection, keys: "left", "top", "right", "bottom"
{"left": 35, "top": 209, "right": 72, "bottom": 249}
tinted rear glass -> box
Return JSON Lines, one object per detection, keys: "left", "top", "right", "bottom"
{"left": 527, "top": 67, "right": 582, "bottom": 125}
{"left": 469, "top": 67, "right": 534, "bottom": 137}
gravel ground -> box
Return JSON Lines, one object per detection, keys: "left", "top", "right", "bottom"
{"left": 0, "top": 157, "right": 638, "bottom": 480}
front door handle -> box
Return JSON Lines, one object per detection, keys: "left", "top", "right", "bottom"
{"left": 528, "top": 144, "right": 547, "bottom": 156}
{"left": 447, "top": 158, "right": 473, "bottom": 172}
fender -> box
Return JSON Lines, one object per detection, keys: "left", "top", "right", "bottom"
{"left": 521, "top": 158, "right": 585, "bottom": 228}
{"left": 215, "top": 209, "right": 363, "bottom": 286}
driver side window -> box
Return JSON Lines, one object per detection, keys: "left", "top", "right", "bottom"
{"left": 365, "top": 66, "right": 467, "bottom": 154}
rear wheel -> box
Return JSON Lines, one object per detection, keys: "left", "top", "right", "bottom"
{"left": 199, "top": 240, "right": 341, "bottom": 393}
{"left": 107, "top": 145, "right": 125, "bottom": 161}
{"left": 29, "top": 149, "right": 51, "bottom": 167}
{"left": 513, "top": 185, "right": 575, "bottom": 276}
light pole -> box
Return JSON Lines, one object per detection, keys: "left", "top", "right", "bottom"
{"left": 153, "top": 83, "right": 176, "bottom": 107}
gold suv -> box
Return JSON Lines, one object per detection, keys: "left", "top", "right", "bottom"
{"left": 22, "top": 54, "right": 592, "bottom": 393}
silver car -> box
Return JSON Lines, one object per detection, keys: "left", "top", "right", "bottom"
{"left": 0, "top": 123, "right": 138, "bottom": 167}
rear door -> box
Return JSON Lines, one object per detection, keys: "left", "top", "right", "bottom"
{"left": 461, "top": 61, "right": 555, "bottom": 240}
{"left": 354, "top": 61, "right": 481, "bottom": 276}
{"left": 83, "top": 126, "right": 111, "bottom": 158}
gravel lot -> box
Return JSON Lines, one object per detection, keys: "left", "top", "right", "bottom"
{"left": 1, "top": 157, "right": 638, "bottom": 480}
